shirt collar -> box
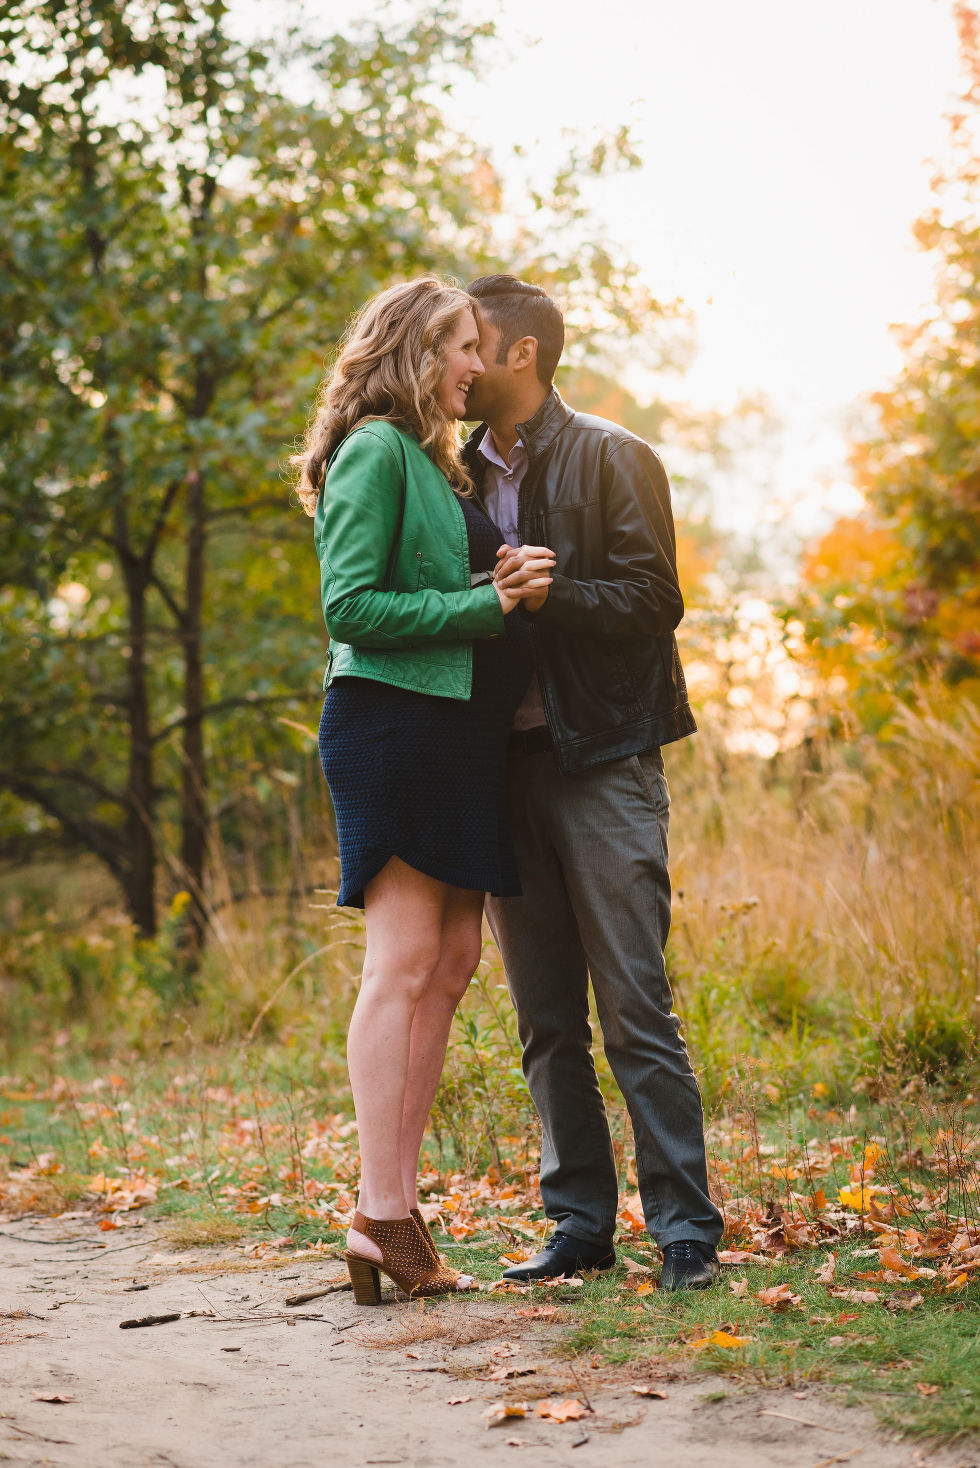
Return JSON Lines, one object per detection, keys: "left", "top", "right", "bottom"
{"left": 477, "top": 432, "right": 526, "bottom": 473}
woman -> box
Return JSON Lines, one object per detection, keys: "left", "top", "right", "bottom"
{"left": 293, "top": 277, "right": 554, "bottom": 1304}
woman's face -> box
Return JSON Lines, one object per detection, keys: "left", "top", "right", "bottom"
{"left": 437, "top": 307, "right": 484, "bottom": 419}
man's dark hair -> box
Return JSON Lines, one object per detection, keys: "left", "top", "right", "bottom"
{"left": 466, "top": 275, "right": 565, "bottom": 386}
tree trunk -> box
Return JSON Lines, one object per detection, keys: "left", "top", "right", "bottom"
{"left": 120, "top": 549, "right": 157, "bottom": 937}
{"left": 179, "top": 467, "right": 208, "bottom": 953}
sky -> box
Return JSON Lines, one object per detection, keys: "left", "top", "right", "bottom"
{"left": 449, "top": 0, "right": 963, "bottom": 540}
{"left": 244, "top": 0, "right": 965, "bottom": 542}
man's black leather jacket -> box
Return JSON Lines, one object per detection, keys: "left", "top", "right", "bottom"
{"left": 463, "top": 390, "right": 697, "bottom": 775}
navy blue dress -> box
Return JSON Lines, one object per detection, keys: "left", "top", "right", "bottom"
{"left": 318, "top": 495, "right": 533, "bottom": 908}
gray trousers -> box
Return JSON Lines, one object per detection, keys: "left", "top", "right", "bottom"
{"left": 485, "top": 746, "right": 723, "bottom": 1251}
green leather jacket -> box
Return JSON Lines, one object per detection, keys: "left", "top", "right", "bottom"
{"left": 314, "top": 420, "right": 505, "bottom": 699}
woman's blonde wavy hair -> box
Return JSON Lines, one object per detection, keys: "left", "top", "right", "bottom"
{"left": 292, "top": 276, "right": 477, "bottom": 515}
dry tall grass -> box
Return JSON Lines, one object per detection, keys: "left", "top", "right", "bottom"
{"left": 2, "top": 697, "right": 977, "bottom": 1126}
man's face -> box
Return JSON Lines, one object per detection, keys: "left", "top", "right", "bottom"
{"left": 465, "top": 317, "right": 512, "bottom": 421}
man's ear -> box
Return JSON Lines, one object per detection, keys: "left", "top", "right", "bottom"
{"left": 507, "top": 335, "right": 539, "bottom": 374}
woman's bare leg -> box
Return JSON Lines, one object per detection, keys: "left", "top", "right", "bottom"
{"left": 346, "top": 857, "right": 451, "bottom": 1263}
{"left": 400, "top": 889, "right": 485, "bottom": 1210}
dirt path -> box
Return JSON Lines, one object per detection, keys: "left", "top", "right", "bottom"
{"left": 1, "top": 1220, "right": 975, "bottom": 1468}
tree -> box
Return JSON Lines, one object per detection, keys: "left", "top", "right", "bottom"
{"left": 0, "top": 0, "right": 663, "bottom": 944}
{"left": 798, "top": 1, "right": 980, "bottom": 725}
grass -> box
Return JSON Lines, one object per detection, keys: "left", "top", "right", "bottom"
{"left": 550, "top": 1245, "right": 980, "bottom": 1440}
{"left": 1, "top": 1052, "right": 977, "bottom": 1440}
{"left": 1, "top": 698, "right": 978, "bottom": 1441}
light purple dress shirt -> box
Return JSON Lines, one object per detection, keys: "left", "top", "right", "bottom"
{"left": 478, "top": 431, "right": 548, "bottom": 731}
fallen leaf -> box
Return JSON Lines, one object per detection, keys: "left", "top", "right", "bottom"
{"left": 879, "top": 1245, "right": 915, "bottom": 1277}
{"left": 757, "top": 1283, "right": 802, "bottom": 1311}
{"left": 447, "top": 1395, "right": 472, "bottom": 1405}
{"left": 618, "top": 1194, "right": 646, "bottom": 1232}
{"left": 499, "top": 1251, "right": 530, "bottom": 1265}
{"left": 915, "top": 1382, "right": 940, "bottom": 1396}
{"left": 689, "top": 1330, "right": 753, "bottom": 1349}
{"left": 635, "top": 1281, "right": 655, "bottom": 1297}
{"left": 488, "top": 1366, "right": 537, "bottom": 1381}
{"left": 946, "top": 1273, "right": 969, "bottom": 1292}
{"left": 829, "top": 1289, "right": 880, "bottom": 1305}
{"left": 513, "top": 1306, "right": 558, "bottom": 1319}
{"left": 814, "top": 1252, "right": 836, "bottom": 1285}
{"left": 535, "top": 1398, "right": 587, "bottom": 1423}
{"left": 405, "top": 1351, "right": 420, "bottom": 1359}
{"left": 838, "top": 1187, "right": 875, "bottom": 1212}
{"left": 622, "top": 1256, "right": 653, "bottom": 1275}
{"left": 728, "top": 1278, "right": 748, "bottom": 1297}
{"left": 631, "top": 1385, "right": 668, "bottom": 1398}
{"left": 717, "top": 1249, "right": 767, "bottom": 1265}
{"left": 483, "top": 1402, "right": 528, "bottom": 1428}
{"left": 884, "top": 1291, "right": 924, "bottom": 1312}
{"left": 489, "top": 1342, "right": 519, "bottom": 1359}
{"left": 32, "top": 1394, "right": 75, "bottom": 1404}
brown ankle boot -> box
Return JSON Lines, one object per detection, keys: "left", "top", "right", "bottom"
{"left": 411, "top": 1206, "right": 441, "bottom": 1264}
{"left": 345, "top": 1211, "right": 462, "bottom": 1305}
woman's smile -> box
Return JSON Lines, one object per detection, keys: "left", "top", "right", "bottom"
{"left": 438, "top": 307, "right": 484, "bottom": 418}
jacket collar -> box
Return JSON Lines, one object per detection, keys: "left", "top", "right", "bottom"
{"left": 464, "top": 388, "right": 572, "bottom": 469}
{"left": 516, "top": 388, "right": 573, "bottom": 459}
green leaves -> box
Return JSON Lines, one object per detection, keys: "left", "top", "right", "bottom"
{"left": 0, "top": 0, "right": 669, "bottom": 933}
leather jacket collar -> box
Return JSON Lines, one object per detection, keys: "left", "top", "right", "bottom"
{"left": 465, "top": 388, "right": 574, "bottom": 467}
{"left": 516, "top": 388, "right": 574, "bottom": 459}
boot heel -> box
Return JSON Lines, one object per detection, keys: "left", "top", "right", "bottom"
{"left": 345, "top": 1252, "right": 382, "bottom": 1305}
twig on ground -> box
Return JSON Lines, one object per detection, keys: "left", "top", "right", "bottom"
{"left": 119, "top": 1312, "right": 182, "bottom": 1329}
{"left": 38, "top": 1242, "right": 153, "bottom": 1261}
{"left": 564, "top": 1361, "right": 593, "bottom": 1414}
{"left": 758, "top": 1410, "right": 849, "bottom": 1433}
{"left": 6, "top": 1422, "right": 75, "bottom": 1445}
{"left": 0, "top": 1231, "right": 105, "bottom": 1245}
{"left": 284, "top": 1282, "right": 351, "bottom": 1305}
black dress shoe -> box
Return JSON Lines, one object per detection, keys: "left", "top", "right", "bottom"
{"left": 502, "top": 1230, "right": 616, "bottom": 1281}
{"left": 658, "top": 1239, "right": 721, "bottom": 1291}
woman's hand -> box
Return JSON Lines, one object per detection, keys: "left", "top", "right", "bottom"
{"left": 494, "top": 544, "right": 557, "bottom": 614}
{"left": 493, "top": 581, "right": 522, "bottom": 615}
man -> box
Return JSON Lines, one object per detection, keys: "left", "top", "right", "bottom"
{"left": 463, "top": 275, "right": 723, "bottom": 1290}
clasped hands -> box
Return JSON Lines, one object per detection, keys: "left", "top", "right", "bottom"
{"left": 492, "top": 543, "right": 557, "bottom": 615}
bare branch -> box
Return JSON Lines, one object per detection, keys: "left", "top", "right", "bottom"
{"left": 255, "top": 292, "right": 306, "bottom": 330}
{"left": 14, "top": 764, "right": 127, "bottom": 807}
{"left": 206, "top": 497, "right": 289, "bottom": 521}
{"left": 0, "top": 772, "right": 127, "bottom": 876}
{"left": 151, "top": 691, "right": 316, "bottom": 746}
{"left": 141, "top": 477, "right": 184, "bottom": 566}
{"left": 147, "top": 570, "right": 188, "bottom": 628}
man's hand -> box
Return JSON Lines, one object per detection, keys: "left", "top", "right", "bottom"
{"left": 494, "top": 544, "right": 556, "bottom": 613}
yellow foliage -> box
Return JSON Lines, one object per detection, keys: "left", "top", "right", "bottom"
{"left": 838, "top": 1187, "right": 876, "bottom": 1211}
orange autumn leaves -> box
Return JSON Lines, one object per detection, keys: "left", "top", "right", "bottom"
{"left": 483, "top": 1398, "right": 588, "bottom": 1428}
{"left": 2, "top": 1079, "right": 977, "bottom": 1296}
